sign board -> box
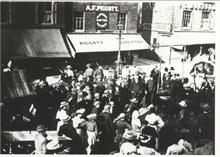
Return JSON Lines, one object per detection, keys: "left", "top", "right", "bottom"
{"left": 96, "top": 12, "right": 109, "bottom": 30}
{"left": 85, "top": 4, "right": 120, "bottom": 12}
{"left": 67, "top": 34, "right": 150, "bottom": 53}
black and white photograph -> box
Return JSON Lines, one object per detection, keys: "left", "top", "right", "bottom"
{"left": 0, "top": 1, "right": 218, "bottom": 155}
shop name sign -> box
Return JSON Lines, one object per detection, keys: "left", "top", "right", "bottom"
{"left": 79, "top": 40, "right": 144, "bottom": 45}
{"left": 85, "top": 4, "right": 120, "bottom": 12}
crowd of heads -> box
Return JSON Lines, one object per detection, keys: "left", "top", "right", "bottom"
{"left": 2, "top": 63, "right": 215, "bottom": 154}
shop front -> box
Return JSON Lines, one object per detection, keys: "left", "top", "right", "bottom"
{"left": 66, "top": 33, "right": 161, "bottom": 69}
{"left": 1, "top": 27, "right": 71, "bottom": 131}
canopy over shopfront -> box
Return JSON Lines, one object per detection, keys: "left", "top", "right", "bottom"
{"left": 161, "top": 31, "right": 216, "bottom": 46}
{"left": 66, "top": 33, "right": 150, "bottom": 53}
{"left": 1, "top": 28, "right": 72, "bottom": 60}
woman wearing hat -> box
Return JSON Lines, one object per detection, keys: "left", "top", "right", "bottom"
{"left": 72, "top": 108, "right": 86, "bottom": 137}
{"left": 120, "top": 130, "right": 138, "bottom": 154}
{"left": 34, "top": 124, "right": 48, "bottom": 154}
{"left": 137, "top": 133, "right": 160, "bottom": 155}
{"left": 56, "top": 101, "right": 70, "bottom": 131}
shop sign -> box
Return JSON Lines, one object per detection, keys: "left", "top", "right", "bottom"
{"left": 85, "top": 4, "right": 120, "bottom": 12}
{"left": 96, "top": 12, "right": 109, "bottom": 30}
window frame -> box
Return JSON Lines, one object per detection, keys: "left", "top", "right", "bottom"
{"left": 40, "top": 1, "right": 57, "bottom": 25}
{"left": 182, "top": 10, "right": 192, "bottom": 28}
{"left": 1, "top": 2, "right": 13, "bottom": 24}
{"left": 117, "top": 13, "right": 127, "bottom": 31}
{"left": 201, "top": 11, "right": 210, "bottom": 29}
{"left": 73, "top": 11, "right": 85, "bottom": 32}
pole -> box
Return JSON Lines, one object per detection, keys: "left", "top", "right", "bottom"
{"left": 169, "top": 47, "right": 172, "bottom": 65}
{"left": 182, "top": 45, "right": 186, "bottom": 78}
{"left": 116, "top": 21, "right": 123, "bottom": 76}
{"left": 157, "top": 45, "right": 162, "bottom": 93}
{"left": 118, "top": 29, "right": 121, "bottom": 63}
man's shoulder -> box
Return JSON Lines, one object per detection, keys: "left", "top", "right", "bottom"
{"left": 35, "top": 134, "right": 46, "bottom": 142}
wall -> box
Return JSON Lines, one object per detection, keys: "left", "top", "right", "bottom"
{"left": 71, "top": 2, "right": 138, "bottom": 33}
{"left": 172, "top": 2, "right": 216, "bottom": 31}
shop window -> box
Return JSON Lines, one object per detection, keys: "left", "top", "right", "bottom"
{"left": 182, "top": 10, "right": 191, "bottom": 28}
{"left": 38, "top": 2, "right": 57, "bottom": 25}
{"left": 118, "top": 13, "right": 126, "bottom": 30}
{"left": 1, "top": 2, "right": 13, "bottom": 24}
{"left": 201, "top": 11, "right": 210, "bottom": 29}
{"left": 73, "top": 12, "right": 85, "bottom": 32}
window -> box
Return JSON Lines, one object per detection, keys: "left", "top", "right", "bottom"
{"left": 73, "top": 12, "right": 85, "bottom": 32}
{"left": 39, "top": 2, "right": 57, "bottom": 25}
{"left": 182, "top": 10, "right": 191, "bottom": 28}
{"left": 201, "top": 11, "right": 210, "bottom": 29}
{"left": 118, "top": 13, "right": 126, "bottom": 30}
{"left": 1, "top": 2, "right": 13, "bottom": 24}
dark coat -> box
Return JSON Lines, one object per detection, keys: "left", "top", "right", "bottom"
{"left": 58, "top": 124, "right": 86, "bottom": 154}
{"left": 130, "top": 79, "right": 144, "bottom": 99}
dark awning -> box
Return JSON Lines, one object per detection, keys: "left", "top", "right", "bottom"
{"left": 132, "top": 49, "right": 164, "bottom": 66}
{"left": 1, "top": 69, "right": 33, "bottom": 100}
{"left": 1, "top": 28, "right": 71, "bottom": 60}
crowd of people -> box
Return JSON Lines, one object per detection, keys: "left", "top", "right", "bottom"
{"left": 2, "top": 63, "right": 215, "bottom": 154}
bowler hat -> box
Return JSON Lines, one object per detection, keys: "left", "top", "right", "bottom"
{"left": 36, "top": 124, "right": 47, "bottom": 132}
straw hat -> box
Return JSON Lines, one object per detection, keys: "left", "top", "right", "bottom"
{"left": 103, "top": 104, "right": 111, "bottom": 111}
{"left": 94, "top": 93, "right": 100, "bottom": 97}
{"left": 130, "top": 98, "right": 138, "bottom": 103}
{"left": 147, "top": 104, "right": 154, "bottom": 110}
{"left": 47, "top": 138, "right": 62, "bottom": 150}
{"left": 123, "top": 130, "right": 137, "bottom": 141}
{"left": 66, "top": 65, "right": 72, "bottom": 69}
{"left": 179, "top": 100, "right": 188, "bottom": 108}
{"left": 117, "top": 113, "right": 126, "bottom": 120}
{"left": 87, "top": 113, "right": 97, "bottom": 120}
{"left": 93, "top": 101, "right": 101, "bottom": 107}
{"left": 76, "top": 108, "right": 86, "bottom": 114}
{"left": 86, "top": 63, "right": 91, "bottom": 68}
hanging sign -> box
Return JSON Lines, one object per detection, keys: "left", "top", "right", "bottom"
{"left": 96, "top": 12, "right": 109, "bottom": 30}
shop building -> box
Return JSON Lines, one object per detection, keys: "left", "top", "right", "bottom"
{"left": 1, "top": 2, "right": 72, "bottom": 114}
{"left": 138, "top": 2, "right": 216, "bottom": 76}
{"left": 63, "top": 2, "right": 160, "bottom": 68}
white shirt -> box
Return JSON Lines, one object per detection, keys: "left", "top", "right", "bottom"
{"left": 145, "top": 113, "right": 164, "bottom": 132}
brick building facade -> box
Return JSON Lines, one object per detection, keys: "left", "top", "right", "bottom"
{"left": 1, "top": 2, "right": 154, "bottom": 70}
{"left": 64, "top": 2, "right": 138, "bottom": 33}
{"left": 64, "top": 2, "right": 152, "bottom": 68}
